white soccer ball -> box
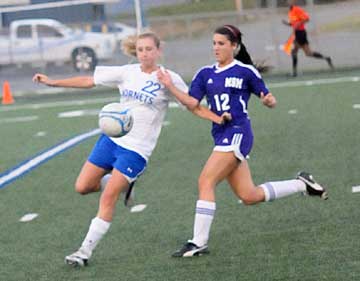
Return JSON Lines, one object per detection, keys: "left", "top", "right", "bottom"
{"left": 98, "top": 103, "right": 133, "bottom": 138}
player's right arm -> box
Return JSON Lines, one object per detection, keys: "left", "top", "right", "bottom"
{"left": 282, "top": 19, "right": 291, "bottom": 26}
{"left": 157, "top": 69, "right": 230, "bottom": 124}
{"left": 157, "top": 68, "right": 198, "bottom": 110}
{"left": 32, "top": 73, "right": 95, "bottom": 88}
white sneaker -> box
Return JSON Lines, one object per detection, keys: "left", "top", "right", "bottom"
{"left": 65, "top": 248, "right": 91, "bottom": 267}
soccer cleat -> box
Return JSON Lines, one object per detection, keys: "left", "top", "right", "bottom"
{"left": 326, "top": 57, "right": 334, "bottom": 70}
{"left": 65, "top": 248, "right": 90, "bottom": 267}
{"left": 124, "top": 181, "right": 135, "bottom": 207}
{"left": 172, "top": 242, "right": 209, "bottom": 257}
{"left": 297, "top": 172, "right": 328, "bottom": 200}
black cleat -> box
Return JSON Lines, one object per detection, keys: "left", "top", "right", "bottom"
{"left": 297, "top": 172, "right": 328, "bottom": 200}
{"left": 326, "top": 57, "right": 334, "bottom": 70}
{"left": 124, "top": 182, "right": 135, "bottom": 207}
{"left": 172, "top": 242, "right": 209, "bottom": 257}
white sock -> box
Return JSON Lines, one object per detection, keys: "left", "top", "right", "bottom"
{"left": 100, "top": 174, "right": 111, "bottom": 192}
{"left": 261, "top": 179, "right": 306, "bottom": 202}
{"left": 190, "top": 200, "right": 216, "bottom": 247}
{"left": 80, "top": 217, "right": 111, "bottom": 256}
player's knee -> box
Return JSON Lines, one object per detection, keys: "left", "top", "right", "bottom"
{"left": 75, "top": 182, "right": 87, "bottom": 194}
{"left": 198, "top": 176, "right": 215, "bottom": 192}
{"left": 241, "top": 198, "right": 258, "bottom": 205}
{"left": 237, "top": 191, "right": 259, "bottom": 205}
{"left": 75, "top": 180, "right": 95, "bottom": 195}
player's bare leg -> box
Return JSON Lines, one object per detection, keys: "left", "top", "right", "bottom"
{"left": 65, "top": 169, "right": 129, "bottom": 266}
{"left": 302, "top": 44, "right": 334, "bottom": 69}
{"left": 291, "top": 44, "right": 300, "bottom": 77}
{"left": 75, "top": 161, "right": 108, "bottom": 194}
{"left": 173, "top": 151, "right": 237, "bottom": 257}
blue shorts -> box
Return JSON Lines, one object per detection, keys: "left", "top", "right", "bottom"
{"left": 212, "top": 123, "right": 253, "bottom": 161}
{"left": 88, "top": 134, "right": 147, "bottom": 183}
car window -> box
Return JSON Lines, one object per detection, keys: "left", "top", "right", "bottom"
{"left": 91, "top": 25, "right": 102, "bottom": 32}
{"left": 17, "top": 25, "right": 32, "bottom": 38}
{"left": 37, "top": 25, "right": 63, "bottom": 38}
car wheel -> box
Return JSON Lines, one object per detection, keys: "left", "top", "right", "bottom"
{"left": 72, "top": 48, "right": 97, "bottom": 72}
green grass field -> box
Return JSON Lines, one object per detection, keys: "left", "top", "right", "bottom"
{"left": 0, "top": 70, "right": 360, "bottom": 281}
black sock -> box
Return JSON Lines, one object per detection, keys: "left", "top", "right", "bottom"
{"left": 312, "top": 52, "right": 325, "bottom": 59}
{"left": 292, "top": 53, "right": 298, "bottom": 75}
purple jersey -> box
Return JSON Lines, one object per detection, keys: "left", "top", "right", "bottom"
{"left": 189, "top": 60, "right": 269, "bottom": 159}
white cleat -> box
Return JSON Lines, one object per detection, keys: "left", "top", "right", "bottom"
{"left": 65, "top": 248, "right": 90, "bottom": 267}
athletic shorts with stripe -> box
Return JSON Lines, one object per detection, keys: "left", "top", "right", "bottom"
{"left": 88, "top": 134, "right": 147, "bottom": 183}
{"left": 212, "top": 125, "right": 253, "bottom": 161}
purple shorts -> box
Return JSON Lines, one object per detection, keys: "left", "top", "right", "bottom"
{"left": 212, "top": 124, "right": 253, "bottom": 161}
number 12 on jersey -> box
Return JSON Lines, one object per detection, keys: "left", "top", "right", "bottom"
{"left": 213, "top": 93, "right": 248, "bottom": 114}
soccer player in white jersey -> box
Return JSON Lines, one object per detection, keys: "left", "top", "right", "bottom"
{"left": 32, "top": 32, "right": 228, "bottom": 267}
{"left": 157, "top": 24, "right": 328, "bottom": 257}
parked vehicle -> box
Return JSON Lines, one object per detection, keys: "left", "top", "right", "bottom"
{"left": 86, "top": 22, "right": 136, "bottom": 44}
{"left": 0, "top": 18, "right": 118, "bottom": 71}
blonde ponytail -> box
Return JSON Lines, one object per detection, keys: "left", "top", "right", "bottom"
{"left": 121, "top": 35, "right": 138, "bottom": 57}
{"left": 121, "top": 32, "right": 161, "bottom": 58}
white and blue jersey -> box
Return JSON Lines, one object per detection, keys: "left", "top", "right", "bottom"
{"left": 90, "top": 64, "right": 187, "bottom": 182}
{"left": 189, "top": 60, "right": 269, "bottom": 160}
{"left": 94, "top": 64, "right": 188, "bottom": 161}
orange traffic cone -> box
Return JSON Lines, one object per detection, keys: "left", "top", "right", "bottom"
{"left": 2, "top": 81, "right": 15, "bottom": 105}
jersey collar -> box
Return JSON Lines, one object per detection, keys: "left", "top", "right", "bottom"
{"left": 214, "top": 60, "right": 236, "bottom": 73}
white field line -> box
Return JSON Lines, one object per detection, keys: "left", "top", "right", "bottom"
{"left": 268, "top": 76, "right": 360, "bottom": 89}
{"left": 0, "top": 115, "right": 39, "bottom": 123}
{"left": 0, "top": 97, "right": 117, "bottom": 112}
{"left": 0, "top": 129, "right": 101, "bottom": 189}
{"left": 1, "top": 76, "right": 359, "bottom": 113}
{"left": 57, "top": 109, "right": 99, "bottom": 118}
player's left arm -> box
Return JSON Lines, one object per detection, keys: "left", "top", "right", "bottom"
{"left": 247, "top": 68, "right": 276, "bottom": 108}
{"left": 260, "top": 92, "right": 276, "bottom": 108}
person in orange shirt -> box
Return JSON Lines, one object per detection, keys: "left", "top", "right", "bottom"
{"left": 283, "top": 0, "right": 333, "bottom": 77}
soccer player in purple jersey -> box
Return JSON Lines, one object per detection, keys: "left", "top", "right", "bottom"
{"left": 157, "top": 24, "right": 328, "bottom": 257}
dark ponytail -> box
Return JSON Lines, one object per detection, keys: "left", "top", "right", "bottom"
{"left": 236, "top": 42, "right": 253, "bottom": 65}
{"left": 214, "top": 25, "right": 269, "bottom": 72}
{"left": 214, "top": 24, "right": 253, "bottom": 65}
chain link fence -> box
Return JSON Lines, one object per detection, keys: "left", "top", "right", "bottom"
{"left": 1, "top": 0, "right": 359, "bottom": 95}
{"left": 137, "top": 0, "right": 360, "bottom": 78}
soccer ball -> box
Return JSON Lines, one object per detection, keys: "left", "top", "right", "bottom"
{"left": 98, "top": 103, "right": 133, "bottom": 138}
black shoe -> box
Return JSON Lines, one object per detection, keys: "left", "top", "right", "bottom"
{"left": 326, "top": 57, "right": 334, "bottom": 70}
{"left": 172, "top": 242, "right": 209, "bottom": 257}
{"left": 297, "top": 172, "right": 328, "bottom": 200}
{"left": 124, "top": 181, "right": 135, "bottom": 207}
